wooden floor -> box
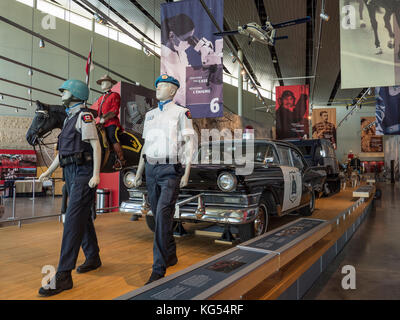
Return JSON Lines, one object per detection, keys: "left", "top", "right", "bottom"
{"left": 0, "top": 186, "right": 361, "bottom": 300}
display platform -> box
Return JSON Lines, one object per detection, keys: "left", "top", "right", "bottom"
{"left": 0, "top": 185, "right": 374, "bottom": 300}
{"left": 117, "top": 218, "right": 330, "bottom": 300}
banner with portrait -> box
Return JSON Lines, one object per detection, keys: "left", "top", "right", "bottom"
{"left": 361, "top": 116, "right": 383, "bottom": 152}
{"left": 161, "top": 0, "right": 224, "bottom": 118}
{"left": 339, "top": 0, "right": 400, "bottom": 89}
{"left": 275, "top": 85, "right": 309, "bottom": 139}
{"left": 312, "top": 108, "right": 337, "bottom": 149}
{"left": 376, "top": 86, "right": 400, "bottom": 135}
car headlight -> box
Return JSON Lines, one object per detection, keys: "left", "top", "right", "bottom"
{"left": 123, "top": 170, "right": 136, "bottom": 189}
{"left": 217, "top": 172, "right": 237, "bottom": 192}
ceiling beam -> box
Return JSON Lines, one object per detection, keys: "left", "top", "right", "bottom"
{"left": 306, "top": 0, "right": 316, "bottom": 88}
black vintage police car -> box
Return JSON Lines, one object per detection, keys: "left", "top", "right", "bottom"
{"left": 286, "top": 138, "right": 340, "bottom": 196}
{"left": 120, "top": 139, "right": 326, "bottom": 242}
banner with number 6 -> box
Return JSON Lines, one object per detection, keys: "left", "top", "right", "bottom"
{"left": 161, "top": 0, "right": 224, "bottom": 118}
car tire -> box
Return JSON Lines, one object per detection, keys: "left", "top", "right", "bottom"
{"left": 238, "top": 198, "right": 270, "bottom": 242}
{"left": 145, "top": 215, "right": 177, "bottom": 232}
{"left": 300, "top": 191, "right": 315, "bottom": 216}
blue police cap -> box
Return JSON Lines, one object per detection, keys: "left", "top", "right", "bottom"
{"left": 155, "top": 74, "right": 180, "bottom": 89}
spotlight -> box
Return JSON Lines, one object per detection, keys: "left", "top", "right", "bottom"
{"left": 241, "top": 69, "right": 246, "bottom": 76}
{"left": 308, "top": 115, "right": 312, "bottom": 120}
{"left": 15, "top": 108, "right": 18, "bottom": 113}
{"left": 232, "top": 57, "right": 237, "bottom": 63}
{"left": 320, "top": 12, "right": 330, "bottom": 21}
{"left": 0, "top": 94, "right": 3, "bottom": 100}
{"left": 93, "top": 13, "right": 106, "bottom": 25}
{"left": 144, "top": 48, "right": 151, "bottom": 56}
{"left": 28, "top": 89, "right": 32, "bottom": 95}
{"left": 28, "top": 69, "right": 33, "bottom": 76}
{"left": 39, "top": 39, "right": 45, "bottom": 48}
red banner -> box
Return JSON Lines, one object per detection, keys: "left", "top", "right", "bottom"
{"left": 275, "top": 85, "right": 309, "bottom": 139}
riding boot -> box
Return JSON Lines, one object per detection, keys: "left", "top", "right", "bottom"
{"left": 112, "top": 142, "right": 126, "bottom": 170}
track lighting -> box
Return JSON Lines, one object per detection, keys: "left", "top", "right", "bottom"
{"left": 320, "top": 12, "right": 330, "bottom": 21}
{"left": 39, "top": 39, "right": 45, "bottom": 48}
{"left": 144, "top": 48, "right": 151, "bottom": 56}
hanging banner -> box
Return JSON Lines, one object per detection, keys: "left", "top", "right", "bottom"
{"left": 339, "top": 0, "right": 400, "bottom": 89}
{"left": 161, "top": 0, "right": 224, "bottom": 118}
{"left": 275, "top": 85, "right": 309, "bottom": 139}
{"left": 312, "top": 108, "right": 337, "bottom": 149}
{"left": 376, "top": 86, "right": 400, "bottom": 135}
{"left": 361, "top": 116, "right": 383, "bottom": 152}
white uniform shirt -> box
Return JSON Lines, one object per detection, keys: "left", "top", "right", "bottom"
{"left": 142, "top": 101, "right": 194, "bottom": 161}
{"left": 64, "top": 104, "right": 98, "bottom": 142}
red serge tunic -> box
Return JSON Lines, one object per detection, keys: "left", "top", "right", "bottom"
{"left": 93, "top": 91, "right": 122, "bottom": 129}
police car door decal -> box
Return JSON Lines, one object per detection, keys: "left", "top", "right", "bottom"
{"left": 280, "top": 166, "right": 302, "bottom": 212}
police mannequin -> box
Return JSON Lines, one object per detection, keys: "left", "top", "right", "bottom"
{"left": 38, "top": 79, "right": 102, "bottom": 297}
{"left": 95, "top": 74, "right": 126, "bottom": 170}
{"left": 133, "top": 75, "right": 195, "bottom": 284}
{"left": 133, "top": 82, "right": 193, "bottom": 189}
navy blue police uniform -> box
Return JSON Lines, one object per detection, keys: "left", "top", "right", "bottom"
{"left": 143, "top": 75, "right": 194, "bottom": 282}
{"left": 56, "top": 104, "right": 100, "bottom": 273}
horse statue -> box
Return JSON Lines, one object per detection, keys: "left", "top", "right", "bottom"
{"left": 26, "top": 100, "right": 143, "bottom": 173}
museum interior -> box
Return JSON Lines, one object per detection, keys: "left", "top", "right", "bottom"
{"left": 0, "top": 0, "right": 399, "bottom": 301}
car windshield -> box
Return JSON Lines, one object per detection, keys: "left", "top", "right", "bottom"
{"left": 297, "top": 145, "right": 313, "bottom": 156}
{"left": 197, "top": 141, "right": 276, "bottom": 164}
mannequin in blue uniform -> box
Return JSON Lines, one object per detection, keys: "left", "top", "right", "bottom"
{"left": 38, "top": 79, "right": 102, "bottom": 297}
{"left": 133, "top": 74, "right": 195, "bottom": 284}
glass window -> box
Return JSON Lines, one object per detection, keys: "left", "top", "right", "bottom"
{"left": 16, "top": 0, "right": 34, "bottom": 7}
{"left": 277, "top": 146, "right": 292, "bottom": 166}
{"left": 264, "top": 145, "right": 279, "bottom": 165}
{"left": 291, "top": 149, "right": 305, "bottom": 170}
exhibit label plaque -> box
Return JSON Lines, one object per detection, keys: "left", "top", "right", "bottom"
{"left": 118, "top": 248, "right": 275, "bottom": 300}
{"left": 238, "top": 218, "right": 326, "bottom": 254}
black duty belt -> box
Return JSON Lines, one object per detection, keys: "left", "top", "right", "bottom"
{"left": 143, "top": 155, "right": 180, "bottom": 165}
{"left": 59, "top": 152, "right": 93, "bottom": 168}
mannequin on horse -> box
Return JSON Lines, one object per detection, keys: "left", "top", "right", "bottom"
{"left": 26, "top": 76, "right": 144, "bottom": 173}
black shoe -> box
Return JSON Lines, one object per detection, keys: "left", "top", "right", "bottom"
{"left": 167, "top": 255, "right": 178, "bottom": 267}
{"left": 76, "top": 257, "right": 102, "bottom": 274}
{"left": 145, "top": 272, "right": 164, "bottom": 285}
{"left": 38, "top": 271, "right": 73, "bottom": 297}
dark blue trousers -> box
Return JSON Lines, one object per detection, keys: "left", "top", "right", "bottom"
{"left": 57, "top": 163, "right": 100, "bottom": 272}
{"left": 145, "top": 162, "right": 183, "bottom": 276}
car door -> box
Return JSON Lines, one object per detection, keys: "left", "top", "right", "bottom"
{"left": 276, "top": 145, "right": 302, "bottom": 212}
{"left": 290, "top": 147, "right": 311, "bottom": 206}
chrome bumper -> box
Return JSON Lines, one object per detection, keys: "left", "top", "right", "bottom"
{"left": 120, "top": 192, "right": 260, "bottom": 225}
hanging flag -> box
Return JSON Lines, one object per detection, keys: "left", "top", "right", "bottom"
{"left": 161, "top": 0, "right": 224, "bottom": 118}
{"left": 275, "top": 85, "right": 309, "bottom": 139}
{"left": 312, "top": 108, "right": 337, "bottom": 149}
